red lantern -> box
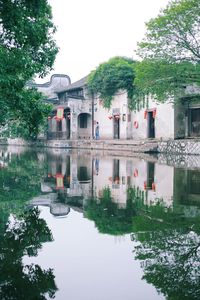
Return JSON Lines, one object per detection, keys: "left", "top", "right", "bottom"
{"left": 134, "top": 121, "right": 139, "bottom": 129}
{"left": 55, "top": 107, "right": 64, "bottom": 121}
{"left": 144, "top": 110, "right": 147, "bottom": 119}
{"left": 108, "top": 115, "right": 113, "bottom": 120}
{"left": 153, "top": 109, "right": 157, "bottom": 119}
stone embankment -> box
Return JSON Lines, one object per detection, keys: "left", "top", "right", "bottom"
{"left": 1, "top": 137, "right": 200, "bottom": 156}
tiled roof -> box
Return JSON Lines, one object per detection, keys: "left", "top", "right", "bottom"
{"left": 59, "top": 75, "right": 88, "bottom": 93}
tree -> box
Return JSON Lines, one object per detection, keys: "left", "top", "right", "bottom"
{"left": 0, "top": 0, "right": 58, "bottom": 139}
{"left": 87, "top": 56, "right": 140, "bottom": 109}
{"left": 135, "top": 0, "right": 200, "bottom": 101}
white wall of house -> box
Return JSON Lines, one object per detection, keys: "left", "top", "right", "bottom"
{"left": 93, "top": 92, "right": 174, "bottom": 140}
{"left": 94, "top": 91, "right": 130, "bottom": 140}
{"left": 131, "top": 97, "right": 174, "bottom": 140}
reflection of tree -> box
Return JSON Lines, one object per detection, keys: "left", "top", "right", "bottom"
{"left": 0, "top": 151, "right": 46, "bottom": 202}
{"left": 0, "top": 150, "right": 47, "bottom": 233}
{"left": 131, "top": 193, "right": 200, "bottom": 300}
{"left": 85, "top": 187, "right": 136, "bottom": 235}
{"left": 0, "top": 207, "right": 57, "bottom": 300}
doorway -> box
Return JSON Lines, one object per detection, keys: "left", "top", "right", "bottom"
{"left": 189, "top": 108, "right": 200, "bottom": 137}
{"left": 147, "top": 111, "right": 155, "bottom": 138}
{"left": 113, "top": 117, "right": 120, "bottom": 139}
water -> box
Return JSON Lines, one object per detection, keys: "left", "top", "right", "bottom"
{"left": 0, "top": 146, "right": 200, "bottom": 300}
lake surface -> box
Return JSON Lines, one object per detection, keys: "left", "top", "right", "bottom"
{"left": 0, "top": 146, "right": 200, "bottom": 300}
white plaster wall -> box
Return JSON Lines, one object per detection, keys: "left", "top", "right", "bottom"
{"left": 155, "top": 100, "right": 174, "bottom": 139}
{"left": 132, "top": 98, "right": 174, "bottom": 140}
{"left": 36, "top": 75, "right": 70, "bottom": 99}
{"left": 94, "top": 91, "right": 129, "bottom": 139}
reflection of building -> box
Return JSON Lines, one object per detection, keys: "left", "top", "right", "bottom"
{"left": 21, "top": 148, "right": 200, "bottom": 217}
{"left": 29, "top": 194, "right": 70, "bottom": 217}
{"left": 93, "top": 156, "right": 174, "bottom": 208}
{"left": 42, "top": 151, "right": 93, "bottom": 205}
{"left": 174, "top": 168, "right": 200, "bottom": 207}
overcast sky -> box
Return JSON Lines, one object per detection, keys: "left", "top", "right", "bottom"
{"left": 43, "top": 0, "right": 169, "bottom": 83}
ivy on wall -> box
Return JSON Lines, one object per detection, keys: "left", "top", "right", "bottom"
{"left": 87, "top": 56, "right": 143, "bottom": 110}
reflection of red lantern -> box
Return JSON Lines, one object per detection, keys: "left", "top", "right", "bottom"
{"left": 133, "top": 169, "right": 138, "bottom": 177}
{"left": 114, "top": 114, "right": 120, "bottom": 120}
{"left": 144, "top": 181, "right": 147, "bottom": 190}
{"left": 144, "top": 110, "right": 147, "bottom": 119}
{"left": 108, "top": 115, "right": 113, "bottom": 120}
{"left": 56, "top": 173, "right": 64, "bottom": 189}
{"left": 134, "top": 121, "right": 139, "bottom": 129}
{"left": 152, "top": 182, "right": 156, "bottom": 191}
{"left": 114, "top": 176, "right": 120, "bottom": 184}
{"left": 153, "top": 109, "right": 157, "bottom": 119}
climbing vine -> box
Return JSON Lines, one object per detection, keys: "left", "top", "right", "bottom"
{"left": 87, "top": 56, "right": 142, "bottom": 110}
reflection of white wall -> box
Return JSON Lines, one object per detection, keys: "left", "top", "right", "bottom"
{"left": 147, "top": 164, "right": 174, "bottom": 207}
{"left": 94, "top": 156, "right": 174, "bottom": 209}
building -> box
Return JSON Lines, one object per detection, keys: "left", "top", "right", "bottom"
{"left": 33, "top": 74, "right": 200, "bottom": 141}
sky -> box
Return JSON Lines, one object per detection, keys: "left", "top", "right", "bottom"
{"left": 41, "top": 0, "right": 169, "bottom": 84}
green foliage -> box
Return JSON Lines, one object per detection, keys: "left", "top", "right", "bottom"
{"left": 1, "top": 88, "right": 52, "bottom": 139}
{"left": 137, "top": 0, "right": 200, "bottom": 62}
{"left": 136, "top": 0, "right": 200, "bottom": 101}
{"left": 0, "top": 0, "right": 58, "bottom": 138}
{"left": 87, "top": 56, "right": 141, "bottom": 109}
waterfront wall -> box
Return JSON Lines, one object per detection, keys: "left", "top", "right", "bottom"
{"left": 2, "top": 137, "right": 200, "bottom": 157}
{"left": 158, "top": 139, "right": 200, "bottom": 155}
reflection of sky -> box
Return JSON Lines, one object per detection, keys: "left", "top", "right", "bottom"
{"left": 23, "top": 207, "right": 164, "bottom": 300}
